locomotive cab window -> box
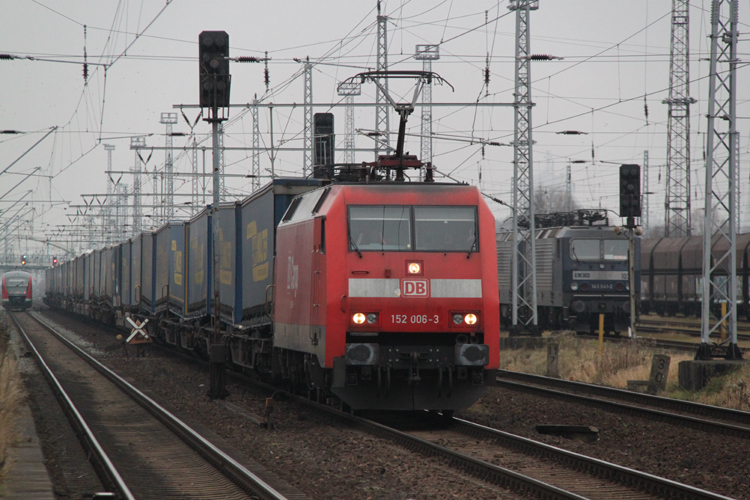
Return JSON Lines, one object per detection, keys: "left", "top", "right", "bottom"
{"left": 570, "top": 238, "right": 628, "bottom": 261}
{"left": 603, "top": 239, "right": 628, "bottom": 260}
{"left": 6, "top": 279, "right": 27, "bottom": 289}
{"left": 349, "top": 206, "right": 411, "bottom": 251}
{"left": 415, "top": 206, "right": 477, "bottom": 252}
{"left": 570, "top": 239, "right": 601, "bottom": 261}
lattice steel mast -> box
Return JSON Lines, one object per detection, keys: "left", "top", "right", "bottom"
{"left": 252, "top": 95, "right": 261, "bottom": 191}
{"left": 104, "top": 144, "right": 115, "bottom": 244}
{"left": 699, "top": 0, "right": 741, "bottom": 360}
{"left": 303, "top": 57, "right": 313, "bottom": 176}
{"left": 664, "top": 0, "right": 695, "bottom": 237}
{"left": 415, "top": 44, "right": 439, "bottom": 175}
{"left": 337, "top": 82, "right": 361, "bottom": 164}
{"left": 376, "top": 1, "right": 390, "bottom": 161}
{"left": 161, "top": 112, "right": 178, "bottom": 221}
{"left": 130, "top": 137, "right": 144, "bottom": 237}
{"left": 643, "top": 150, "right": 649, "bottom": 232}
{"left": 510, "top": 0, "right": 539, "bottom": 335}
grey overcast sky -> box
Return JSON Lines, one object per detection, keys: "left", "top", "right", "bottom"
{"left": 1, "top": 0, "right": 748, "bottom": 259}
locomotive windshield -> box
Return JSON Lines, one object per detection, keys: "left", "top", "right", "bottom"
{"left": 349, "top": 206, "right": 411, "bottom": 251}
{"left": 571, "top": 239, "right": 628, "bottom": 261}
{"left": 603, "top": 240, "right": 628, "bottom": 260}
{"left": 348, "top": 205, "right": 478, "bottom": 252}
{"left": 6, "top": 278, "right": 28, "bottom": 289}
{"left": 414, "top": 206, "right": 477, "bottom": 252}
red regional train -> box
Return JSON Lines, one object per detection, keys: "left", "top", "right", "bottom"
{"left": 2, "top": 270, "right": 33, "bottom": 311}
{"left": 46, "top": 172, "right": 500, "bottom": 412}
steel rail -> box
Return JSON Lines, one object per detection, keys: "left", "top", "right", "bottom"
{"left": 26, "top": 312, "right": 298, "bottom": 500}
{"left": 8, "top": 312, "right": 135, "bottom": 500}
{"left": 497, "top": 370, "right": 750, "bottom": 436}
{"left": 451, "top": 417, "right": 734, "bottom": 500}
{"left": 226, "top": 367, "right": 730, "bottom": 500}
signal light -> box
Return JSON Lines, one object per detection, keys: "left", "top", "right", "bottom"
{"left": 199, "top": 31, "right": 231, "bottom": 109}
{"left": 619, "top": 164, "right": 641, "bottom": 218}
{"left": 21, "top": 254, "right": 27, "bottom": 266}
{"left": 52, "top": 256, "right": 58, "bottom": 266}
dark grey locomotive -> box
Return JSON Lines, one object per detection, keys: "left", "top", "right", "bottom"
{"left": 497, "top": 211, "right": 640, "bottom": 335}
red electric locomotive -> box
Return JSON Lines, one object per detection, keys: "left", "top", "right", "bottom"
{"left": 273, "top": 181, "right": 499, "bottom": 411}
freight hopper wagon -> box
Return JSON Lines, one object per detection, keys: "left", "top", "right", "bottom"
{"left": 640, "top": 233, "right": 750, "bottom": 319}
{"left": 497, "top": 211, "right": 640, "bottom": 335}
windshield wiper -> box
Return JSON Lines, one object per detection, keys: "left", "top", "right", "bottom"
{"left": 349, "top": 231, "right": 362, "bottom": 258}
{"left": 466, "top": 232, "right": 478, "bottom": 259}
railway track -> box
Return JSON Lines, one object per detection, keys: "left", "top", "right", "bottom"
{"left": 225, "top": 367, "right": 734, "bottom": 499}
{"left": 638, "top": 315, "right": 750, "bottom": 342}
{"left": 573, "top": 333, "right": 728, "bottom": 352}
{"left": 496, "top": 370, "right": 750, "bottom": 438}
{"left": 19, "top": 308, "right": 739, "bottom": 499}
{"left": 8, "top": 311, "right": 308, "bottom": 500}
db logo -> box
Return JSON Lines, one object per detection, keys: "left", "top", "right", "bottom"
{"left": 402, "top": 279, "right": 429, "bottom": 297}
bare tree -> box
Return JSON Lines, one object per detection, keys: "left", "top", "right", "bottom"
{"left": 534, "top": 185, "right": 577, "bottom": 214}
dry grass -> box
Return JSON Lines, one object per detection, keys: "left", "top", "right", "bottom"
{"left": 500, "top": 332, "right": 693, "bottom": 390}
{"left": 0, "top": 314, "right": 22, "bottom": 483}
{"left": 672, "top": 365, "right": 750, "bottom": 411}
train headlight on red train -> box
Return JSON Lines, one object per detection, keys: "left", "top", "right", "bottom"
{"left": 352, "top": 313, "right": 366, "bottom": 324}
{"left": 406, "top": 261, "right": 423, "bottom": 275}
{"left": 352, "top": 312, "right": 379, "bottom": 325}
{"left": 451, "top": 312, "right": 479, "bottom": 326}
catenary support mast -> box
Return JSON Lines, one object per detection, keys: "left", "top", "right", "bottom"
{"left": 510, "top": 0, "right": 539, "bottom": 335}
{"left": 664, "top": 0, "right": 695, "bottom": 237}
{"left": 376, "top": 1, "right": 390, "bottom": 161}
{"left": 415, "top": 44, "right": 439, "bottom": 178}
{"left": 699, "top": 0, "right": 741, "bottom": 360}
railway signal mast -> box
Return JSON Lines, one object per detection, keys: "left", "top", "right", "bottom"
{"left": 699, "top": 0, "right": 742, "bottom": 360}
{"left": 619, "top": 164, "right": 642, "bottom": 339}
{"left": 199, "top": 30, "right": 232, "bottom": 397}
{"left": 509, "top": 0, "right": 539, "bottom": 335}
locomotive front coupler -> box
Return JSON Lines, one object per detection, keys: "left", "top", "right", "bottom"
{"left": 408, "top": 352, "right": 421, "bottom": 385}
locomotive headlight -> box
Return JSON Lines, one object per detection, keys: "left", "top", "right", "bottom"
{"left": 366, "top": 313, "right": 378, "bottom": 324}
{"left": 453, "top": 313, "right": 464, "bottom": 325}
{"left": 352, "top": 313, "right": 366, "bottom": 324}
{"left": 407, "top": 262, "right": 422, "bottom": 275}
{"left": 464, "top": 313, "right": 478, "bottom": 325}
{"left": 570, "top": 282, "right": 579, "bottom": 291}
